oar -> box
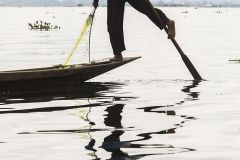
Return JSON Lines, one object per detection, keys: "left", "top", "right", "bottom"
{"left": 154, "top": 9, "right": 202, "bottom": 80}
{"left": 163, "top": 26, "right": 203, "bottom": 80}
{"left": 169, "top": 27, "right": 202, "bottom": 80}
{"left": 89, "top": 6, "right": 202, "bottom": 80}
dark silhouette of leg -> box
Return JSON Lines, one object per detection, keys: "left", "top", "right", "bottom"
{"left": 127, "top": 0, "right": 169, "bottom": 29}
{"left": 107, "top": 0, "right": 175, "bottom": 58}
{"left": 107, "top": 0, "right": 126, "bottom": 56}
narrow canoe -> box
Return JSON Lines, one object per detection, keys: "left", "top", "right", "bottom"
{"left": 0, "top": 57, "right": 141, "bottom": 86}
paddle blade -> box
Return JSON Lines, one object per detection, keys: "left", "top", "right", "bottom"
{"left": 170, "top": 38, "right": 202, "bottom": 80}
{"left": 181, "top": 54, "right": 202, "bottom": 80}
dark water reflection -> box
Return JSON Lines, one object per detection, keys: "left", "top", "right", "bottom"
{"left": 0, "top": 82, "right": 128, "bottom": 114}
{"left": 0, "top": 80, "right": 201, "bottom": 159}
{"left": 138, "top": 80, "right": 199, "bottom": 131}
{"left": 96, "top": 81, "right": 200, "bottom": 159}
{"left": 0, "top": 82, "right": 122, "bottom": 105}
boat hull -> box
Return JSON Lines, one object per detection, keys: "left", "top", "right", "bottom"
{"left": 0, "top": 57, "right": 140, "bottom": 88}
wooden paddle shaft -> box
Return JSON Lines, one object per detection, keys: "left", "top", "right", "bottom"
{"left": 150, "top": 5, "right": 202, "bottom": 80}
{"left": 163, "top": 26, "right": 202, "bottom": 80}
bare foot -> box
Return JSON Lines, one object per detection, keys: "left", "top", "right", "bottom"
{"left": 167, "top": 20, "right": 176, "bottom": 39}
{"left": 110, "top": 54, "right": 123, "bottom": 61}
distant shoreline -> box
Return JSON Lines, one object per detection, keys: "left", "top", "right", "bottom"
{"left": 0, "top": 5, "right": 240, "bottom": 8}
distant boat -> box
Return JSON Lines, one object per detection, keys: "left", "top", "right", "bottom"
{"left": 0, "top": 57, "right": 140, "bottom": 86}
{"left": 77, "top": 4, "right": 83, "bottom": 7}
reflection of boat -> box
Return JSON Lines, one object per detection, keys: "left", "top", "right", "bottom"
{"left": 0, "top": 82, "right": 121, "bottom": 104}
{"left": 0, "top": 82, "right": 122, "bottom": 113}
{"left": 0, "top": 57, "right": 140, "bottom": 85}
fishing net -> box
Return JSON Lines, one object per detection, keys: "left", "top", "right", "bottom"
{"left": 64, "top": 9, "right": 95, "bottom": 66}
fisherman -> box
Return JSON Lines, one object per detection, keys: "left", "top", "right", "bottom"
{"left": 92, "top": 0, "right": 176, "bottom": 61}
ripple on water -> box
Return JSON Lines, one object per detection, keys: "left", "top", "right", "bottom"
{"left": 0, "top": 78, "right": 201, "bottom": 159}
{"left": 3, "top": 7, "right": 240, "bottom": 160}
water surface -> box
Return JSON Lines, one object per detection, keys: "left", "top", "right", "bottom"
{"left": 0, "top": 7, "right": 240, "bottom": 160}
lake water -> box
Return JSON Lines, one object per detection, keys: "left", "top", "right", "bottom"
{"left": 0, "top": 7, "right": 240, "bottom": 160}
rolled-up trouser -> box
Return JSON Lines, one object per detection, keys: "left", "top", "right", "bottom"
{"left": 107, "top": 0, "right": 170, "bottom": 55}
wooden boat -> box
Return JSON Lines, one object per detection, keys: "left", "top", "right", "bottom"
{"left": 0, "top": 57, "right": 141, "bottom": 86}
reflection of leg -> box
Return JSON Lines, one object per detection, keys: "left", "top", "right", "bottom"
{"left": 104, "top": 104, "right": 124, "bottom": 128}
{"left": 107, "top": 0, "right": 126, "bottom": 56}
{"left": 85, "top": 139, "right": 97, "bottom": 152}
{"left": 102, "top": 104, "right": 129, "bottom": 158}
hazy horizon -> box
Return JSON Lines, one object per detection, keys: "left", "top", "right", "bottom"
{"left": 0, "top": 0, "right": 240, "bottom": 7}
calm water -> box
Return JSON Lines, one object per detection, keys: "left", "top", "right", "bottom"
{"left": 0, "top": 7, "right": 240, "bottom": 160}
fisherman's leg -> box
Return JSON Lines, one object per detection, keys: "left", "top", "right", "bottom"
{"left": 127, "top": 0, "right": 175, "bottom": 38}
{"left": 155, "top": 8, "right": 170, "bottom": 26}
{"left": 107, "top": 0, "right": 126, "bottom": 61}
{"left": 155, "top": 8, "right": 175, "bottom": 39}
